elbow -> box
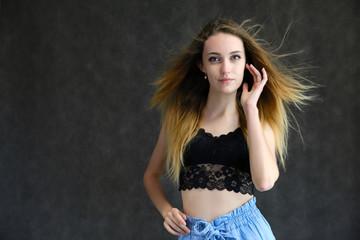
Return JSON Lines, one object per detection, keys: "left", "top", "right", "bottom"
{"left": 143, "top": 171, "right": 152, "bottom": 187}
{"left": 142, "top": 173, "right": 148, "bottom": 187}
{"left": 253, "top": 166, "right": 279, "bottom": 192}
{"left": 254, "top": 175, "right": 278, "bottom": 192}
{"left": 143, "top": 170, "right": 161, "bottom": 188}
{"left": 255, "top": 181, "right": 275, "bottom": 192}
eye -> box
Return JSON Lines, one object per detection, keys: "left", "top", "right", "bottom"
{"left": 231, "top": 55, "right": 241, "bottom": 60}
{"left": 209, "top": 56, "right": 221, "bottom": 62}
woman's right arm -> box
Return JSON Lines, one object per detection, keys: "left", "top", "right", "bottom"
{"left": 143, "top": 124, "right": 190, "bottom": 236}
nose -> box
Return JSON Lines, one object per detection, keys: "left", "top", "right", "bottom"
{"left": 221, "top": 59, "right": 230, "bottom": 75}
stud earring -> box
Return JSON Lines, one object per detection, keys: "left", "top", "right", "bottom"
{"left": 204, "top": 74, "right": 207, "bottom": 79}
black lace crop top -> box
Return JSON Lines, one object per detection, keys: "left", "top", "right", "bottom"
{"left": 179, "top": 127, "right": 255, "bottom": 195}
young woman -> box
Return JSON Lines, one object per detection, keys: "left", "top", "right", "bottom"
{"left": 143, "top": 19, "right": 312, "bottom": 239}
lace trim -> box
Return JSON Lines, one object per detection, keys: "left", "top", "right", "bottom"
{"left": 179, "top": 163, "right": 254, "bottom": 195}
{"left": 199, "top": 127, "right": 241, "bottom": 139}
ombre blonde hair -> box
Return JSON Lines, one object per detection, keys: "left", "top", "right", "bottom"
{"left": 152, "top": 19, "right": 313, "bottom": 183}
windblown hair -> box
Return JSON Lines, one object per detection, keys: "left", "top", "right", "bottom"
{"left": 152, "top": 19, "right": 313, "bottom": 183}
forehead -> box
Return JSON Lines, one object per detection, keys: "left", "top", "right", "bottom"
{"left": 203, "top": 32, "right": 244, "bottom": 54}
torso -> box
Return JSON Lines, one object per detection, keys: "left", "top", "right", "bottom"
{"left": 179, "top": 123, "right": 254, "bottom": 222}
{"left": 181, "top": 189, "right": 253, "bottom": 222}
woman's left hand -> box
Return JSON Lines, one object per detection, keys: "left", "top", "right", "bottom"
{"left": 241, "top": 64, "right": 268, "bottom": 111}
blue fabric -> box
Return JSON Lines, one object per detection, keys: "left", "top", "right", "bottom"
{"left": 178, "top": 198, "right": 275, "bottom": 240}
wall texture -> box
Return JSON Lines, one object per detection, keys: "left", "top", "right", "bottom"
{"left": 0, "top": 0, "right": 359, "bottom": 239}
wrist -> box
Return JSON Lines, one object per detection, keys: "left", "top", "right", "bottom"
{"left": 161, "top": 206, "right": 173, "bottom": 219}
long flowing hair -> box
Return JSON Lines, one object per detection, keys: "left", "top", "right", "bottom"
{"left": 152, "top": 19, "right": 314, "bottom": 183}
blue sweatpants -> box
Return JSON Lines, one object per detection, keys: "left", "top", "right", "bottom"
{"left": 178, "top": 197, "right": 275, "bottom": 240}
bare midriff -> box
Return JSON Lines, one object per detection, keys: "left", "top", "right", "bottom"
{"left": 181, "top": 189, "right": 253, "bottom": 222}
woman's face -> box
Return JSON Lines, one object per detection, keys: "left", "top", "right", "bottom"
{"left": 200, "top": 32, "right": 246, "bottom": 95}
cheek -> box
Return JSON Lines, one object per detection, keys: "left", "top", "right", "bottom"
{"left": 205, "top": 66, "right": 219, "bottom": 77}
{"left": 239, "top": 63, "right": 246, "bottom": 77}
{"left": 237, "top": 67, "right": 245, "bottom": 78}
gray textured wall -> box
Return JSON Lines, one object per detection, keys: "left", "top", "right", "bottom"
{"left": 0, "top": 0, "right": 359, "bottom": 239}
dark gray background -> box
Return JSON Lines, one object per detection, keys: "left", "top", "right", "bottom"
{"left": 0, "top": 0, "right": 359, "bottom": 239}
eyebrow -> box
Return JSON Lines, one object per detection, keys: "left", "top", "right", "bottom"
{"left": 207, "top": 50, "right": 243, "bottom": 56}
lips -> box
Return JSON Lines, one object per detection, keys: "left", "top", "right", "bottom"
{"left": 219, "top": 78, "right": 233, "bottom": 83}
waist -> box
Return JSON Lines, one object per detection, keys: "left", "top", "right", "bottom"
{"left": 181, "top": 188, "right": 254, "bottom": 222}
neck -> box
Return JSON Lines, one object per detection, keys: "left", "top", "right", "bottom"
{"left": 204, "top": 89, "right": 238, "bottom": 117}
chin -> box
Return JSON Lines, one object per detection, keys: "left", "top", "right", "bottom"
{"left": 219, "top": 86, "right": 240, "bottom": 94}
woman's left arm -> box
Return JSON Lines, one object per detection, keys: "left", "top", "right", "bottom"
{"left": 241, "top": 64, "right": 279, "bottom": 192}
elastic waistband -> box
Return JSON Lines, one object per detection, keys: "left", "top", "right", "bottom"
{"left": 185, "top": 197, "right": 258, "bottom": 232}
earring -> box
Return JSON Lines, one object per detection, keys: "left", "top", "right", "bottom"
{"left": 204, "top": 74, "right": 207, "bottom": 79}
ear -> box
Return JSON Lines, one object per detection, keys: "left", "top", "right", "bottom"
{"left": 197, "top": 62, "right": 206, "bottom": 73}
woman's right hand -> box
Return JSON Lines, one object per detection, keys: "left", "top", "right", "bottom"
{"left": 143, "top": 124, "right": 190, "bottom": 237}
{"left": 163, "top": 208, "right": 190, "bottom": 236}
